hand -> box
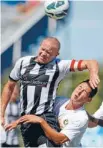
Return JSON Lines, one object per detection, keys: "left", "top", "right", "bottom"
{"left": 20, "top": 115, "right": 42, "bottom": 124}
{"left": 1, "top": 116, "right": 5, "bottom": 127}
{"left": 89, "top": 73, "right": 100, "bottom": 89}
{"left": 5, "top": 121, "right": 18, "bottom": 131}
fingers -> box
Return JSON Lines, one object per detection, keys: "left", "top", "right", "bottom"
{"left": 19, "top": 115, "right": 33, "bottom": 122}
{"left": 89, "top": 75, "right": 100, "bottom": 89}
{"left": 89, "top": 80, "right": 97, "bottom": 89}
{"left": 19, "top": 117, "right": 28, "bottom": 123}
{"left": 20, "top": 120, "right": 30, "bottom": 124}
{"left": 5, "top": 126, "right": 13, "bottom": 131}
{"left": 5, "top": 124, "right": 14, "bottom": 131}
{"left": 1, "top": 117, "right": 5, "bottom": 127}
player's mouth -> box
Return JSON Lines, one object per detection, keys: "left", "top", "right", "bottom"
{"left": 39, "top": 56, "right": 48, "bottom": 62}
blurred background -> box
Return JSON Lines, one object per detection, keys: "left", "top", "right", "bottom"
{"left": 1, "top": 0, "right": 103, "bottom": 147}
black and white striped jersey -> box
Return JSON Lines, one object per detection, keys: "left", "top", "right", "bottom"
{"left": 9, "top": 56, "right": 82, "bottom": 115}
{"left": 5, "top": 100, "right": 20, "bottom": 145}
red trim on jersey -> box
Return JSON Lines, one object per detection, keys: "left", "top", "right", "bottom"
{"left": 70, "top": 60, "right": 76, "bottom": 71}
{"left": 78, "top": 60, "right": 83, "bottom": 71}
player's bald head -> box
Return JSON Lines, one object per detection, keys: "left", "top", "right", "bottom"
{"left": 42, "top": 37, "right": 60, "bottom": 50}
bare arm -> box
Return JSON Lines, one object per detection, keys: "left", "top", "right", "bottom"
{"left": 1, "top": 80, "right": 17, "bottom": 126}
{"left": 40, "top": 118, "right": 69, "bottom": 144}
{"left": 10, "top": 84, "right": 19, "bottom": 101}
{"left": 87, "top": 112, "right": 103, "bottom": 128}
{"left": 8, "top": 115, "right": 69, "bottom": 144}
{"left": 80, "top": 60, "right": 100, "bottom": 89}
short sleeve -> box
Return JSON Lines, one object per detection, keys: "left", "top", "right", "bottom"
{"left": 58, "top": 59, "right": 83, "bottom": 75}
{"left": 60, "top": 118, "right": 88, "bottom": 141}
{"left": 58, "top": 60, "right": 72, "bottom": 74}
{"left": 9, "top": 58, "right": 23, "bottom": 81}
{"left": 58, "top": 60, "right": 79, "bottom": 80}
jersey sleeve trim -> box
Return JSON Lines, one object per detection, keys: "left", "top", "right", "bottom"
{"left": 9, "top": 76, "right": 18, "bottom": 82}
{"left": 78, "top": 60, "right": 83, "bottom": 71}
{"left": 70, "top": 60, "right": 83, "bottom": 71}
{"left": 70, "top": 60, "right": 76, "bottom": 71}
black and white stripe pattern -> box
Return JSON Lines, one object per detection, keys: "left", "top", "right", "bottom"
{"left": 10, "top": 56, "right": 74, "bottom": 116}
{"left": 19, "top": 57, "right": 59, "bottom": 115}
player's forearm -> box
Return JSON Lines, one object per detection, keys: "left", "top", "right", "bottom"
{"left": 88, "top": 113, "right": 103, "bottom": 128}
{"left": 1, "top": 84, "right": 14, "bottom": 117}
{"left": 40, "top": 119, "right": 68, "bottom": 144}
{"left": 15, "top": 118, "right": 22, "bottom": 125}
{"left": 82, "top": 60, "right": 99, "bottom": 74}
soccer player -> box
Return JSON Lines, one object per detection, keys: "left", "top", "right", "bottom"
{"left": 1, "top": 37, "right": 100, "bottom": 147}
{"left": 5, "top": 79, "right": 98, "bottom": 147}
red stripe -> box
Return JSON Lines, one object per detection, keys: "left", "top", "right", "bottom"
{"left": 78, "top": 60, "right": 83, "bottom": 71}
{"left": 70, "top": 60, "right": 75, "bottom": 71}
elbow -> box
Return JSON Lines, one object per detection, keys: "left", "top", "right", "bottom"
{"left": 53, "top": 138, "right": 68, "bottom": 145}
{"left": 83, "top": 59, "right": 99, "bottom": 70}
{"left": 84, "top": 59, "right": 98, "bottom": 65}
{"left": 88, "top": 60, "right": 98, "bottom": 65}
{"left": 54, "top": 140, "right": 63, "bottom": 145}
{"left": 49, "top": 137, "right": 61, "bottom": 145}
{"left": 54, "top": 140, "right": 67, "bottom": 145}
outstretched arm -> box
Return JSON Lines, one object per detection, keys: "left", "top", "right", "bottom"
{"left": 5, "top": 115, "right": 69, "bottom": 145}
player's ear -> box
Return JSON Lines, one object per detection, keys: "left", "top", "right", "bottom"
{"left": 57, "top": 51, "right": 59, "bottom": 56}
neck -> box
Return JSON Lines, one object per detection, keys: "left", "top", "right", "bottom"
{"left": 35, "top": 57, "right": 39, "bottom": 62}
{"left": 65, "top": 100, "right": 83, "bottom": 110}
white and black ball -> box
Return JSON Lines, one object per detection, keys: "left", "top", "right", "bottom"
{"left": 44, "top": 0, "right": 69, "bottom": 20}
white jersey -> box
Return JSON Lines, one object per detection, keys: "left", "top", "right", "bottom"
{"left": 9, "top": 56, "right": 82, "bottom": 115}
{"left": 58, "top": 100, "right": 88, "bottom": 147}
{"left": 93, "top": 101, "right": 103, "bottom": 120}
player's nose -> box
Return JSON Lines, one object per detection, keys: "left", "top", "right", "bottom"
{"left": 42, "top": 51, "right": 47, "bottom": 56}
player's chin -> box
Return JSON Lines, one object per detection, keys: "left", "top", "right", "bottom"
{"left": 38, "top": 57, "right": 45, "bottom": 63}
{"left": 39, "top": 59, "right": 48, "bottom": 64}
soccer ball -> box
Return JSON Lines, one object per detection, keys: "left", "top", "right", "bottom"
{"left": 44, "top": 0, "right": 69, "bottom": 20}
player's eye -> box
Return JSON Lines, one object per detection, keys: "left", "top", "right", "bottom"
{"left": 79, "top": 86, "right": 82, "bottom": 90}
{"left": 84, "top": 90, "right": 89, "bottom": 96}
{"left": 42, "top": 48, "right": 45, "bottom": 51}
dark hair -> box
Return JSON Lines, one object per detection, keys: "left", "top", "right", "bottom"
{"left": 80, "top": 79, "right": 98, "bottom": 98}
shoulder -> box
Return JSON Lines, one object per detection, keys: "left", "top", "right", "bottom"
{"left": 15, "top": 56, "right": 34, "bottom": 66}
{"left": 18, "top": 56, "right": 34, "bottom": 62}
{"left": 55, "top": 58, "right": 72, "bottom": 65}
{"left": 55, "top": 59, "right": 74, "bottom": 72}
{"left": 73, "top": 111, "right": 88, "bottom": 128}
{"left": 60, "top": 110, "right": 88, "bottom": 129}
